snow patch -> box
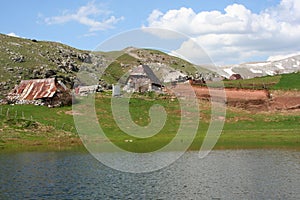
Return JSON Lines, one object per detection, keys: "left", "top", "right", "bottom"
{"left": 265, "top": 70, "right": 275, "bottom": 75}
{"left": 250, "top": 68, "right": 263, "bottom": 73}
{"left": 275, "top": 63, "right": 284, "bottom": 69}
{"left": 246, "top": 62, "right": 269, "bottom": 67}
{"left": 223, "top": 68, "right": 235, "bottom": 76}
{"left": 267, "top": 52, "right": 300, "bottom": 62}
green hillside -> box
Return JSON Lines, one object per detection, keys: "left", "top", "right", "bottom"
{"left": 222, "top": 72, "right": 299, "bottom": 90}
{"left": 0, "top": 33, "right": 93, "bottom": 98}
{"left": 0, "top": 33, "right": 213, "bottom": 98}
{"left": 272, "top": 72, "right": 300, "bottom": 90}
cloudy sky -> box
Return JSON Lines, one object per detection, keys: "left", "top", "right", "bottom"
{"left": 1, "top": 0, "right": 300, "bottom": 65}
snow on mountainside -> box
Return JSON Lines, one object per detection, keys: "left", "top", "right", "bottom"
{"left": 221, "top": 55, "right": 300, "bottom": 79}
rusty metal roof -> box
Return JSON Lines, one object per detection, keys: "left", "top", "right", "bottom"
{"left": 13, "top": 78, "right": 59, "bottom": 100}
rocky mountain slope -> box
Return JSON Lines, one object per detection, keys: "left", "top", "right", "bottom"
{"left": 0, "top": 34, "right": 107, "bottom": 98}
{"left": 0, "top": 34, "right": 215, "bottom": 98}
{"left": 221, "top": 55, "right": 300, "bottom": 79}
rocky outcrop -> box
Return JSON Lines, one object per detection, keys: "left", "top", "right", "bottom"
{"left": 0, "top": 33, "right": 108, "bottom": 98}
{"left": 0, "top": 33, "right": 215, "bottom": 100}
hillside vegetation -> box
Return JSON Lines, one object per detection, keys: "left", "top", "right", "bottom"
{"left": 0, "top": 34, "right": 212, "bottom": 98}
{"left": 0, "top": 33, "right": 100, "bottom": 98}
{"left": 222, "top": 72, "right": 300, "bottom": 90}
{"left": 272, "top": 72, "right": 300, "bottom": 90}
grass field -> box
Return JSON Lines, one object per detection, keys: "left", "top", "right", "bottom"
{"left": 0, "top": 91, "right": 299, "bottom": 152}
{"left": 221, "top": 72, "right": 300, "bottom": 90}
{"left": 272, "top": 72, "right": 300, "bottom": 90}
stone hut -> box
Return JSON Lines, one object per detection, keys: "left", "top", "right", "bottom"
{"left": 123, "top": 65, "right": 163, "bottom": 93}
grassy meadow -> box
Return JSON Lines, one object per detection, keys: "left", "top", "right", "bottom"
{"left": 221, "top": 72, "right": 300, "bottom": 90}
{"left": 0, "top": 90, "right": 299, "bottom": 152}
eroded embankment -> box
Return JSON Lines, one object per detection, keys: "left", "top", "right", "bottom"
{"left": 172, "top": 84, "right": 300, "bottom": 112}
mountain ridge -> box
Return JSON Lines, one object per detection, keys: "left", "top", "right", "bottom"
{"left": 221, "top": 55, "right": 300, "bottom": 79}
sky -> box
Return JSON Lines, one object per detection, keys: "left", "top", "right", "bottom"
{"left": 1, "top": 0, "right": 300, "bottom": 65}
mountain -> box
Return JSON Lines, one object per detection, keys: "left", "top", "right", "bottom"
{"left": 0, "top": 34, "right": 214, "bottom": 98}
{"left": 221, "top": 55, "right": 300, "bottom": 79}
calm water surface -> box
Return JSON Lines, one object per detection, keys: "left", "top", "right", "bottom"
{"left": 0, "top": 150, "right": 299, "bottom": 199}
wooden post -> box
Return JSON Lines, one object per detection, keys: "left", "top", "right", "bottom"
{"left": 6, "top": 108, "right": 9, "bottom": 118}
{"left": 61, "top": 123, "right": 65, "bottom": 130}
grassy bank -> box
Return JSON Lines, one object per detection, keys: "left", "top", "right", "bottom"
{"left": 0, "top": 92, "right": 299, "bottom": 152}
{"left": 221, "top": 72, "right": 300, "bottom": 90}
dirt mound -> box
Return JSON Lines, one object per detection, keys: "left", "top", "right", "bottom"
{"left": 270, "top": 96, "right": 300, "bottom": 111}
{"left": 170, "top": 84, "right": 300, "bottom": 112}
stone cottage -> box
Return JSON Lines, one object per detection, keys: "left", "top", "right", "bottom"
{"left": 123, "top": 65, "right": 163, "bottom": 93}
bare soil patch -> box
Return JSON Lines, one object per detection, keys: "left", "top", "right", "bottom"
{"left": 170, "top": 84, "right": 300, "bottom": 112}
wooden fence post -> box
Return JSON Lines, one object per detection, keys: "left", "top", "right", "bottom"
{"left": 6, "top": 108, "right": 9, "bottom": 118}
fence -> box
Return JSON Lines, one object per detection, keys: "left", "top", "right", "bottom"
{"left": 0, "top": 107, "right": 76, "bottom": 133}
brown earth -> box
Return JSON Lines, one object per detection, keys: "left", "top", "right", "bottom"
{"left": 168, "top": 84, "right": 300, "bottom": 112}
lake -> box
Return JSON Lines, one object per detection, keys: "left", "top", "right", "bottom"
{"left": 0, "top": 150, "right": 299, "bottom": 199}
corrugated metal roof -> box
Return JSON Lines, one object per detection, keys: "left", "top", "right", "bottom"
{"left": 13, "top": 78, "right": 58, "bottom": 100}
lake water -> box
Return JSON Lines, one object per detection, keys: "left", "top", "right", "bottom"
{"left": 0, "top": 150, "right": 299, "bottom": 199}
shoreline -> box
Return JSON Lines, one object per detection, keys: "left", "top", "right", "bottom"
{"left": 1, "top": 130, "right": 299, "bottom": 153}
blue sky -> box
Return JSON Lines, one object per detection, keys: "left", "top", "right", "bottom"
{"left": 2, "top": 0, "right": 300, "bottom": 65}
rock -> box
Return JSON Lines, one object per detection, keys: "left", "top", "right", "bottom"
{"left": 68, "top": 63, "right": 79, "bottom": 72}
{"left": 6, "top": 67, "right": 14, "bottom": 72}
{"left": 78, "top": 53, "right": 92, "bottom": 63}
{"left": 32, "top": 69, "right": 42, "bottom": 78}
{"left": 12, "top": 55, "right": 25, "bottom": 63}
{"left": 45, "top": 70, "right": 57, "bottom": 78}
{"left": 58, "top": 65, "right": 68, "bottom": 73}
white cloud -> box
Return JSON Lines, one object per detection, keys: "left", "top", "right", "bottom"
{"left": 44, "top": 1, "right": 124, "bottom": 32}
{"left": 144, "top": 0, "right": 300, "bottom": 65}
{"left": 169, "top": 39, "right": 213, "bottom": 65}
{"left": 7, "top": 32, "right": 20, "bottom": 37}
